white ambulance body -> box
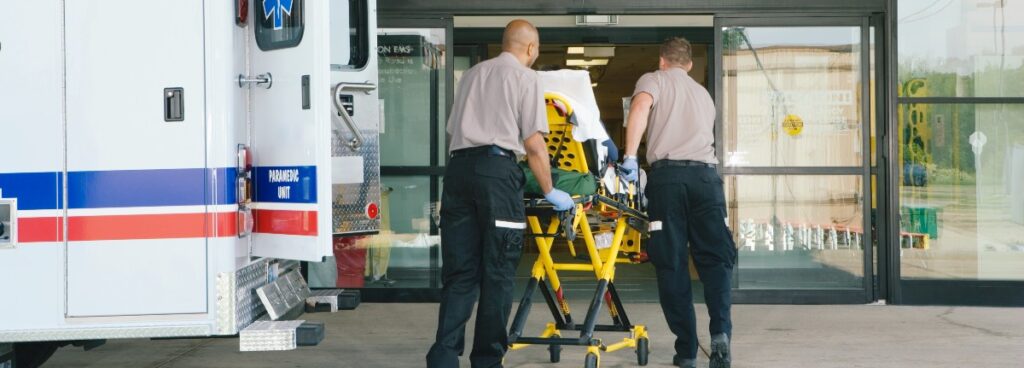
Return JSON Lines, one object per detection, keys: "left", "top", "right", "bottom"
{"left": 0, "top": 0, "right": 380, "bottom": 352}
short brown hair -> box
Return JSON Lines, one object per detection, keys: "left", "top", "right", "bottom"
{"left": 660, "top": 37, "right": 693, "bottom": 66}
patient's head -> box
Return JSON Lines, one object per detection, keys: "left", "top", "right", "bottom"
{"left": 659, "top": 37, "right": 693, "bottom": 72}
{"left": 502, "top": 19, "right": 541, "bottom": 67}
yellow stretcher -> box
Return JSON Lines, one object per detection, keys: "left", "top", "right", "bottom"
{"left": 507, "top": 93, "right": 651, "bottom": 368}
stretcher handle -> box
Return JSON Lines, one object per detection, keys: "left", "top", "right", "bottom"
{"left": 613, "top": 164, "right": 646, "bottom": 212}
{"left": 525, "top": 195, "right": 590, "bottom": 211}
{"left": 613, "top": 165, "right": 639, "bottom": 189}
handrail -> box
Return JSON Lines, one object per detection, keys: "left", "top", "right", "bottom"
{"left": 332, "top": 82, "right": 377, "bottom": 150}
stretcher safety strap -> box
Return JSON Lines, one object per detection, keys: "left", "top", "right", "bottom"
{"left": 495, "top": 220, "right": 527, "bottom": 229}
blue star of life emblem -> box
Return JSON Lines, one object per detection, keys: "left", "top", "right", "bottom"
{"left": 263, "top": 0, "right": 294, "bottom": 30}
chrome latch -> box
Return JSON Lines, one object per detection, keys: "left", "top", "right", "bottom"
{"left": 238, "top": 73, "right": 273, "bottom": 89}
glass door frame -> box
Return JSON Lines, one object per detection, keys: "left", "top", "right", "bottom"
{"left": 714, "top": 15, "right": 878, "bottom": 304}
{"left": 367, "top": 16, "right": 454, "bottom": 302}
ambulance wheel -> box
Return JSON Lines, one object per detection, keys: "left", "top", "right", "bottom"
{"left": 13, "top": 342, "right": 60, "bottom": 368}
{"left": 548, "top": 335, "right": 562, "bottom": 363}
{"left": 584, "top": 352, "right": 599, "bottom": 368}
{"left": 636, "top": 337, "right": 650, "bottom": 366}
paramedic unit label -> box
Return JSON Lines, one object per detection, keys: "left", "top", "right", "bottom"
{"left": 269, "top": 169, "right": 299, "bottom": 200}
{"left": 255, "top": 166, "right": 317, "bottom": 203}
{"left": 268, "top": 169, "right": 300, "bottom": 183}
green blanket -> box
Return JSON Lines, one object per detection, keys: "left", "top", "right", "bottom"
{"left": 520, "top": 162, "right": 598, "bottom": 196}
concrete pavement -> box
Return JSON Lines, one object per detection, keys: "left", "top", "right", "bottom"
{"left": 44, "top": 303, "right": 1024, "bottom": 367}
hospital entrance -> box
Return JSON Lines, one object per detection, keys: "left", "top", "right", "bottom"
{"left": 309, "top": 15, "right": 882, "bottom": 305}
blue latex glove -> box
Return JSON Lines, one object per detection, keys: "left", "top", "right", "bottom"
{"left": 620, "top": 156, "right": 639, "bottom": 182}
{"left": 544, "top": 188, "right": 575, "bottom": 212}
{"left": 601, "top": 139, "right": 619, "bottom": 163}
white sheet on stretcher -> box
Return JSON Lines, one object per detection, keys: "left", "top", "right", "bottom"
{"left": 539, "top": 69, "right": 610, "bottom": 150}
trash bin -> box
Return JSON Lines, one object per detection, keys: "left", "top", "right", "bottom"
{"left": 901, "top": 205, "right": 940, "bottom": 240}
{"left": 334, "top": 236, "right": 367, "bottom": 288}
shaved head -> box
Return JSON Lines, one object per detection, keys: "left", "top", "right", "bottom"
{"left": 501, "top": 19, "right": 540, "bottom": 67}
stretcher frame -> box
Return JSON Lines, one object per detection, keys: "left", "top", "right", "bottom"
{"left": 506, "top": 94, "right": 650, "bottom": 368}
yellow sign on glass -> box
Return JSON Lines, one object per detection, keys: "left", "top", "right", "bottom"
{"left": 782, "top": 114, "right": 803, "bottom": 137}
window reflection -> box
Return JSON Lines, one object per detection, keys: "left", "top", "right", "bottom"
{"left": 898, "top": 0, "right": 1024, "bottom": 97}
{"left": 898, "top": 104, "right": 1024, "bottom": 280}
{"left": 378, "top": 29, "right": 447, "bottom": 166}
{"left": 357, "top": 178, "right": 440, "bottom": 287}
{"left": 727, "top": 175, "right": 865, "bottom": 289}
{"left": 722, "top": 26, "right": 864, "bottom": 167}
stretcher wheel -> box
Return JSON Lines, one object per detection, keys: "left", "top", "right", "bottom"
{"left": 548, "top": 335, "right": 562, "bottom": 363}
{"left": 584, "top": 352, "right": 599, "bottom": 368}
{"left": 636, "top": 337, "right": 650, "bottom": 366}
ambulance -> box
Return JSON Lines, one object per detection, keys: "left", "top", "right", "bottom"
{"left": 0, "top": 0, "right": 381, "bottom": 365}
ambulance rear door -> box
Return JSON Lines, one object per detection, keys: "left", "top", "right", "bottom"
{"left": 329, "top": 0, "right": 381, "bottom": 236}
{"left": 247, "top": 0, "right": 333, "bottom": 261}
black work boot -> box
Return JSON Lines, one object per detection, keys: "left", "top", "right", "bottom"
{"left": 673, "top": 355, "right": 697, "bottom": 368}
{"left": 709, "top": 333, "right": 731, "bottom": 368}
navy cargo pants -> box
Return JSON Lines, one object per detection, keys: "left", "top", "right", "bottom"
{"left": 645, "top": 163, "right": 736, "bottom": 360}
{"left": 426, "top": 150, "right": 526, "bottom": 368}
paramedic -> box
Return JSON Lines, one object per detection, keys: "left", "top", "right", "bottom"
{"left": 426, "top": 19, "right": 574, "bottom": 368}
{"left": 621, "top": 37, "right": 735, "bottom": 368}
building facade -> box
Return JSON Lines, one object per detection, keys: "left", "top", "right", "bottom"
{"left": 307, "top": 0, "right": 1024, "bottom": 306}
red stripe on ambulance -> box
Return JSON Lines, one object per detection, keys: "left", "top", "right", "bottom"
{"left": 17, "top": 217, "right": 64, "bottom": 243}
{"left": 252, "top": 209, "right": 318, "bottom": 236}
{"left": 16, "top": 212, "right": 241, "bottom": 242}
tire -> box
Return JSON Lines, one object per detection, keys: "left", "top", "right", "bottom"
{"left": 14, "top": 342, "right": 60, "bottom": 368}
{"left": 636, "top": 337, "right": 649, "bottom": 366}
{"left": 584, "top": 352, "right": 599, "bottom": 368}
{"left": 548, "top": 335, "right": 562, "bottom": 363}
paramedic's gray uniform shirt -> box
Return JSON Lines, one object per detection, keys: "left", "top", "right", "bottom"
{"left": 632, "top": 68, "right": 717, "bottom": 164}
{"left": 448, "top": 52, "right": 548, "bottom": 155}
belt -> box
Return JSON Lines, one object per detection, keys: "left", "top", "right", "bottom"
{"left": 450, "top": 145, "right": 515, "bottom": 160}
{"left": 651, "top": 159, "right": 717, "bottom": 169}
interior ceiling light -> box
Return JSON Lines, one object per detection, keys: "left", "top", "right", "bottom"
{"left": 575, "top": 15, "right": 619, "bottom": 26}
{"left": 583, "top": 46, "right": 615, "bottom": 58}
{"left": 566, "top": 58, "right": 610, "bottom": 67}
{"left": 565, "top": 46, "right": 615, "bottom": 58}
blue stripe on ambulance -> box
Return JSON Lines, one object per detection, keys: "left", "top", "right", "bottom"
{"left": 0, "top": 168, "right": 242, "bottom": 210}
{"left": 0, "top": 172, "right": 62, "bottom": 210}
{"left": 68, "top": 168, "right": 239, "bottom": 208}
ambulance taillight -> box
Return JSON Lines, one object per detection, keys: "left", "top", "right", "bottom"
{"left": 237, "top": 144, "right": 254, "bottom": 237}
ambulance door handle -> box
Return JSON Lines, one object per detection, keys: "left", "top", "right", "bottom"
{"left": 164, "top": 87, "right": 185, "bottom": 122}
{"left": 332, "top": 82, "right": 377, "bottom": 150}
{"left": 238, "top": 73, "right": 272, "bottom": 89}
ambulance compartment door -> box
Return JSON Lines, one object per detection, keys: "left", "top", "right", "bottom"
{"left": 248, "top": 0, "right": 333, "bottom": 261}
{"left": 64, "top": 0, "right": 208, "bottom": 317}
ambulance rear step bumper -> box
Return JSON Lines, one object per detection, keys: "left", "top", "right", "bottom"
{"left": 238, "top": 320, "right": 326, "bottom": 352}
{"left": 305, "top": 289, "right": 361, "bottom": 312}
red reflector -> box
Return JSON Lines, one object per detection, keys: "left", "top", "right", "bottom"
{"left": 237, "top": 0, "right": 249, "bottom": 25}
{"left": 366, "top": 203, "right": 379, "bottom": 219}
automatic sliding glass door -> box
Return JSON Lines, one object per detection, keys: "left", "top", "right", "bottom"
{"left": 716, "top": 18, "right": 875, "bottom": 302}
